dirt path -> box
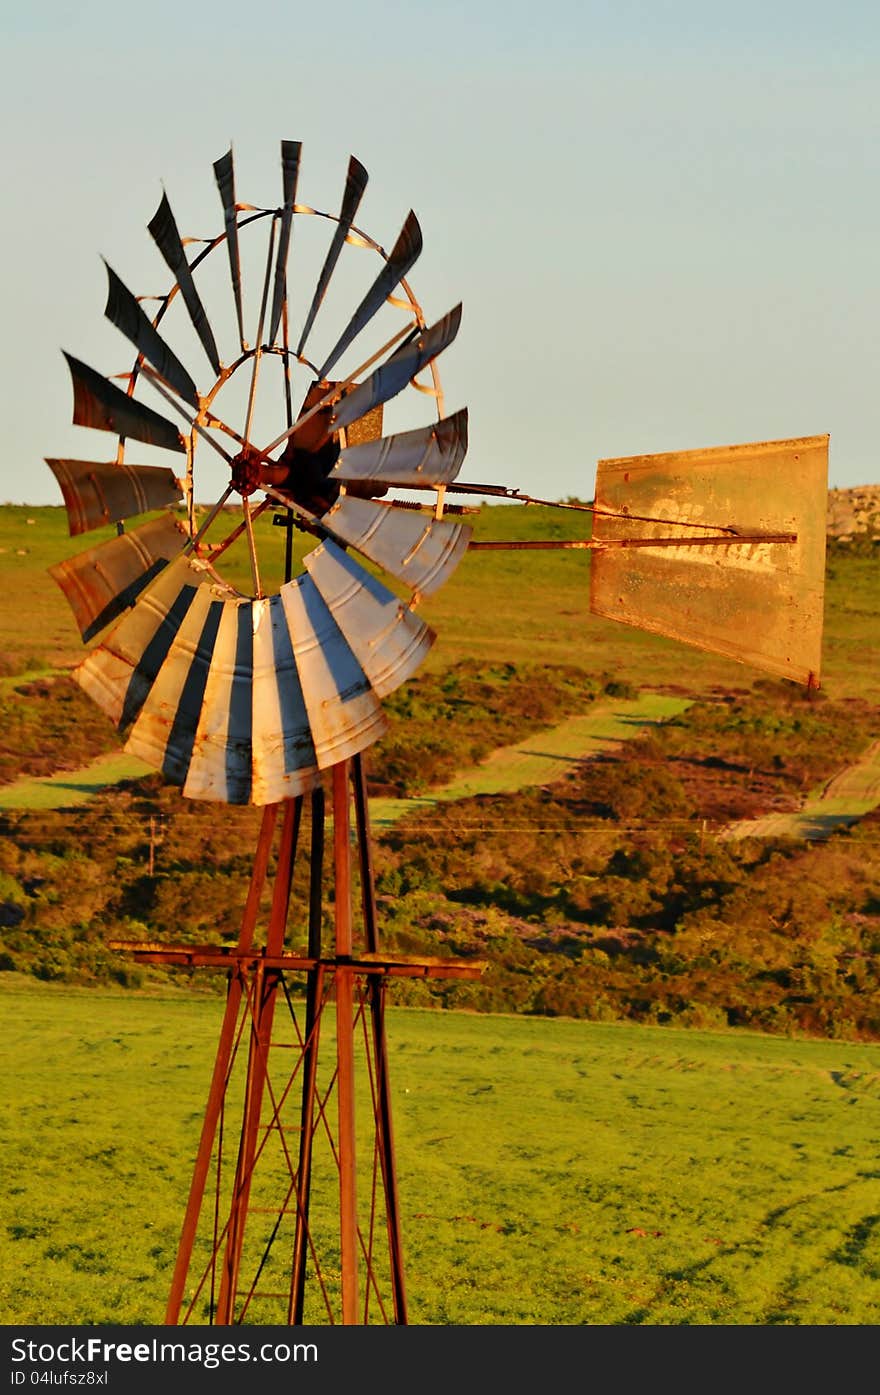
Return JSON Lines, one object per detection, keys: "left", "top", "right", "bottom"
{"left": 721, "top": 738, "right": 880, "bottom": 842}
{"left": 369, "top": 694, "right": 691, "bottom": 828}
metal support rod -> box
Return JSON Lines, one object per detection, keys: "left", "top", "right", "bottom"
{"left": 289, "top": 784, "right": 326, "bottom": 1322}
{"left": 216, "top": 798, "right": 302, "bottom": 1322}
{"left": 352, "top": 753, "right": 407, "bottom": 1323}
{"left": 332, "top": 762, "right": 359, "bottom": 1323}
{"left": 467, "top": 532, "right": 797, "bottom": 552}
{"left": 165, "top": 803, "right": 280, "bottom": 1324}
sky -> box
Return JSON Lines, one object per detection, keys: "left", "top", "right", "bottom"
{"left": 3, "top": 0, "right": 879, "bottom": 507}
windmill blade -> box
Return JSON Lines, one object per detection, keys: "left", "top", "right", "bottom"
{"left": 74, "top": 555, "right": 211, "bottom": 733}
{"left": 63, "top": 354, "right": 186, "bottom": 454}
{"left": 213, "top": 148, "right": 245, "bottom": 349}
{"left": 331, "top": 407, "right": 468, "bottom": 488}
{"left": 123, "top": 586, "right": 321, "bottom": 805}
{"left": 148, "top": 190, "right": 222, "bottom": 375}
{"left": 46, "top": 457, "right": 183, "bottom": 535}
{"left": 277, "top": 573, "right": 387, "bottom": 769}
{"left": 124, "top": 582, "right": 224, "bottom": 785}
{"left": 268, "top": 139, "right": 302, "bottom": 346}
{"left": 49, "top": 513, "right": 186, "bottom": 641}
{"left": 589, "top": 434, "right": 828, "bottom": 687}
{"left": 331, "top": 305, "right": 462, "bottom": 433}
{"left": 304, "top": 540, "right": 435, "bottom": 697}
{"left": 320, "top": 494, "right": 471, "bottom": 598}
{"left": 296, "top": 155, "right": 368, "bottom": 359}
{"left": 316, "top": 209, "right": 423, "bottom": 380}
{"left": 247, "top": 594, "right": 321, "bottom": 805}
{"left": 103, "top": 263, "right": 199, "bottom": 408}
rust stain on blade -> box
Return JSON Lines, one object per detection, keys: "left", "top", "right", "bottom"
{"left": 49, "top": 513, "right": 186, "bottom": 641}
{"left": 322, "top": 494, "right": 471, "bottom": 597}
{"left": 304, "top": 540, "right": 435, "bottom": 698}
{"left": 332, "top": 408, "right": 468, "bottom": 488}
{"left": 589, "top": 434, "right": 828, "bottom": 686}
{"left": 46, "top": 458, "right": 183, "bottom": 536}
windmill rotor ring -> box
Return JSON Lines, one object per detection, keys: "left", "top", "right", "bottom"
{"left": 47, "top": 143, "right": 471, "bottom": 806}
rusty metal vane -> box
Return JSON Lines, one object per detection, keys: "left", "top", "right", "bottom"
{"left": 331, "top": 305, "right": 462, "bottom": 432}
{"left": 62, "top": 354, "right": 186, "bottom": 453}
{"left": 296, "top": 155, "right": 369, "bottom": 359}
{"left": 103, "top": 262, "right": 199, "bottom": 408}
{"left": 213, "top": 149, "right": 245, "bottom": 350}
{"left": 148, "top": 191, "right": 222, "bottom": 375}
{"left": 49, "top": 514, "right": 186, "bottom": 642}
{"left": 316, "top": 209, "right": 423, "bottom": 380}
{"left": 268, "top": 139, "right": 302, "bottom": 347}
{"left": 331, "top": 407, "right": 468, "bottom": 488}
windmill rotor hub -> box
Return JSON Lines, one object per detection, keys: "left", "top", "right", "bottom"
{"left": 229, "top": 445, "right": 268, "bottom": 497}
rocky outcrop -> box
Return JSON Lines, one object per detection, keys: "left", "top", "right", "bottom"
{"left": 827, "top": 485, "right": 880, "bottom": 541}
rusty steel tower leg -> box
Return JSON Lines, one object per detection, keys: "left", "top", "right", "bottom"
{"left": 332, "top": 760, "right": 360, "bottom": 1324}
{"left": 165, "top": 803, "right": 279, "bottom": 1325}
{"left": 288, "top": 784, "right": 325, "bottom": 1323}
{"left": 215, "top": 797, "right": 302, "bottom": 1323}
{"left": 352, "top": 753, "right": 408, "bottom": 1322}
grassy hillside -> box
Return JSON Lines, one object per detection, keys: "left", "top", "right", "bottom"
{"left": 2, "top": 981, "right": 879, "bottom": 1326}
{"left": 0, "top": 504, "right": 878, "bottom": 1040}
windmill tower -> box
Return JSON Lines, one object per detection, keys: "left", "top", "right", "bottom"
{"left": 46, "top": 142, "right": 827, "bottom": 1324}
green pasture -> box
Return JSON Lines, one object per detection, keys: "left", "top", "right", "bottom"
{"left": 2, "top": 980, "right": 879, "bottom": 1326}
{"left": 3, "top": 504, "right": 878, "bottom": 703}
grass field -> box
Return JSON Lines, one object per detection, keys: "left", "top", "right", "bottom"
{"left": 2, "top": 979, "right": 879, "bottom": 1327}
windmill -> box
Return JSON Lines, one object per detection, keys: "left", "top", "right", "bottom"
{"left": 45, "top": 141, "right": 827, "bottom": 1325}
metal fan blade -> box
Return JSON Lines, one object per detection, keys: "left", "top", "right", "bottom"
{"left": 316, "top": 209, "right": 422, "bottom": 379}
{"left": 148, "top": 191, "right": 221, "bottom": 375}
{"left": 176, "top": 598, "right": 255, "bottom": 804}
{"left": 46, "top": 457, "right": 183, "bottom": 536}
{"left": 180, "top": 594, "right": 324, "bottom": 805}
{"left": 331, "top": 407, "right": 468, "bottom": 488}
{"left": 74, "top": 555, "right": 208, "bottom": 733}
{"left": 63, "top": 355, "right": 186, "bottom": 455}
{"left": 124, "top": 584, "right": 222, "bottom": 785}
{"left": 213, "top": 149, "right": 245, "bottom": 348}
{"left": 321, "top": 494, "right": 471, "bottom": 598}
{"left": 249, "top": 595, "right": 321, "bottom": 805}
{"left": 103, "top": 262, "right": 199, "bottom": 407}
{"left": 267, "top": 139, "right": 303, "bottom": 346}
{"left": 277, "top": 573, "right": 387, "bottom": 769}
{"left": 49, "top": 513, "right": 186, "bottom": 642}
{"left": 331, "top": 305, "right": 462, "bottom": 433}
{"left": 304, "top": 540, "right": 434, "bottom": 698}
{"left": 296, "top": 155, "right": 368, "bottom": 358}
{"left": 590, "top": 434, "right": 828, "bottom": 686}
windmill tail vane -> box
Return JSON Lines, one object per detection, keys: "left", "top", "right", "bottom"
{"left": 44, "top": 139, "right": 828, "bottom": 1325}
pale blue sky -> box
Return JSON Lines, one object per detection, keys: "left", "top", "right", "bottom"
{"left": 3, "top": 0, "right": 879, "bottom": 504}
